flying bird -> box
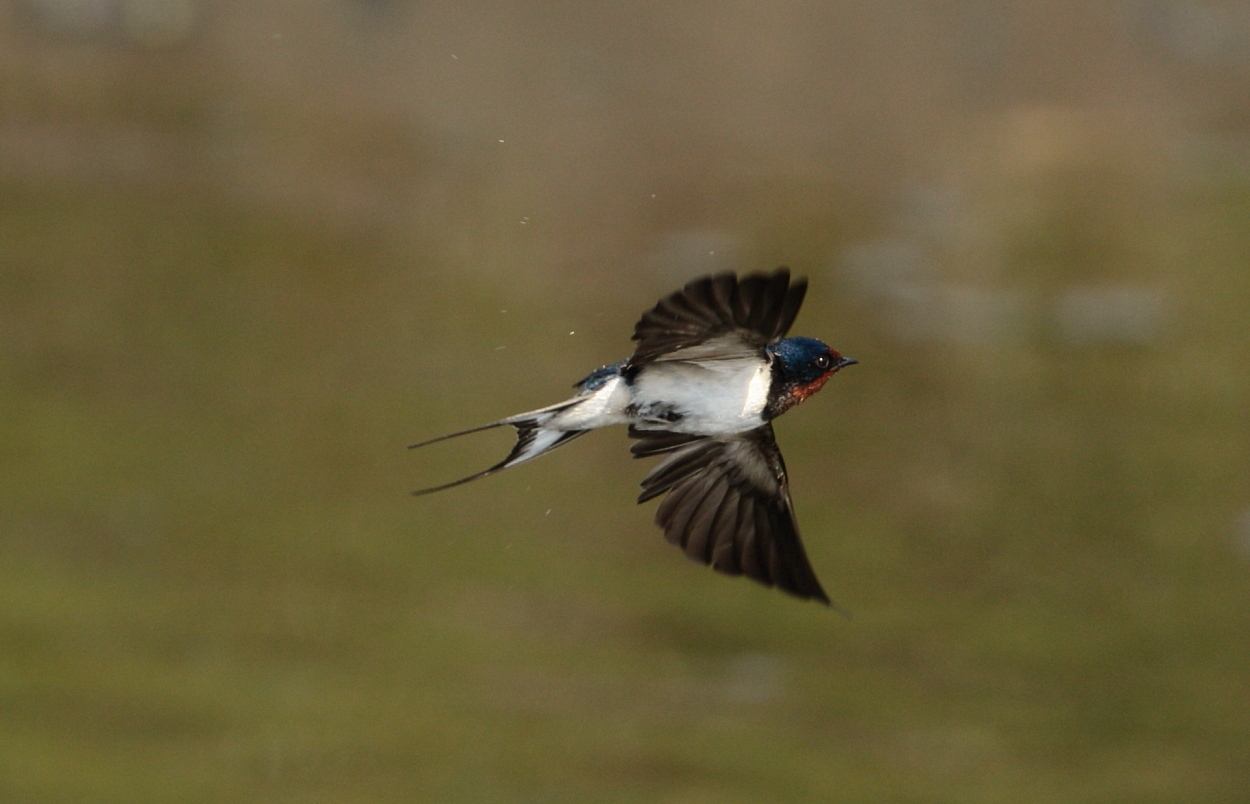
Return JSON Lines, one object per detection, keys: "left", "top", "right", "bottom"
{"left": 410, "top": 269, "right": 856, "bottom": 604}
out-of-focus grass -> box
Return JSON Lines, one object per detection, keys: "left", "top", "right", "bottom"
{"left": 1, "top": 177, "right": 1249, "bottom": 804}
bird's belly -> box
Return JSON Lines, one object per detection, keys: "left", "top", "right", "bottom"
{"left": 629, "top": 360, "right": 770, "bottom": 435}
{"left": 547, "top": 375, "right": 633, "bottom": 430}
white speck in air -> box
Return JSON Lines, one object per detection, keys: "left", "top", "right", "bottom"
{"left": 498, "top": 139, "right": 505, "bottom": 143}
{"left": 520, "top": 216, "right": 529, "bottom": 225}
{"left": 500, "top": 309, "right": 507, "bottom": 313}
{"left": 451, "top": 54, "right": 458, "bottom": 59}
{"left": 545, "top": 509, "right": 552, "bottom": 516}
{"left": 569, "top": 331, "right": 575, "bottom": 335}
{"left": 494, "top": 346, "right": 506, "bottom": 350}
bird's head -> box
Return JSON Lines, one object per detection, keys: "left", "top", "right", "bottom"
{"left": 765, "top": 337, "right": 856, "bottom": 419}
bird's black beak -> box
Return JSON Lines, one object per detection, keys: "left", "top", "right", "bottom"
{"left": 836, "top": 357, "right": 858, "bottom": 369}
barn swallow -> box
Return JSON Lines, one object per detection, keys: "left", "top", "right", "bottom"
{"left": 410, "top": 268, "right": 856, "bottom": 604}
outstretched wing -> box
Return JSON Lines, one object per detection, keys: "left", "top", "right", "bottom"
{"left": 629, "top": 268, "right": 808, "bottom": 365}
{"left": 630, "top": 423, "right": 832, "bottom": 605}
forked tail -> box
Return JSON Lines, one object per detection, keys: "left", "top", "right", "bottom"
{"left": 409, "top": 401, "right": 588, "bottom": 495}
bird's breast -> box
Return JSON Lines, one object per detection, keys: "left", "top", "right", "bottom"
{"left": 628, "top": 358, "right": 771, "bottom": 435}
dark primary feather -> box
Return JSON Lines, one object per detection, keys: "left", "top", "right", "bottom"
{"left": 630, "top": 424, "right": 832, "bottom": 605}
{"left": 629, "top": 268, "right": 808, "bottom": 365}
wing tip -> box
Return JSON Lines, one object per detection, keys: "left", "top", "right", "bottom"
{"left": 775, "top": 579, "right": 849, "bottom": 614}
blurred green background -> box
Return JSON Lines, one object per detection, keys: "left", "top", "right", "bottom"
{"left": 3, "top": 2, "right": 1250, "bottom": 801}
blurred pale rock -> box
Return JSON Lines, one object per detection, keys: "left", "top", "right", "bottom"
{"left": 21, "top": 0, "right": 196, "bottom": 46}
{"left": 929, "top": 284, "right": 1032, "bottom": 345}
{"left": 1138, "top": 2, "right": 1250, "bottom": 67}
{"left": 892, "top": 183, "right": 968, "bottom": 246}
{"left": 22, "top": 0, "right": 112, "bottom": 34}
{"left": 121, "top": 0, "right": 195, "bottom": 47}
{"left": 838, "top": 239, "right": 932, "bottom": 303}
{"left": 839, "top": 240, "right": 1169, "bottom": 348}
{"left": 724, "top": 652, "right": 788, "bottom": 704}
{"left": 838, "top": 239, "right": 1032, "bottom": 344}
{"left": 1054, "top": 285, "right": 1168, "bottom": 345}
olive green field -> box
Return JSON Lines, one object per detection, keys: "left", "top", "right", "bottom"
{"left": 3, "top": 3, "right": 1250, "bottom": 802}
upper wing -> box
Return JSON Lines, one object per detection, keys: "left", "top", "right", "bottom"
{"left": 630, "top": 423, "right": 832, "bottom": 605}
{"left": 629, "top": 269, "right": 808, "bottom": 365}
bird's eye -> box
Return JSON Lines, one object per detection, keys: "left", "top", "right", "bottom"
{"left": 815, "top": 354, "right": 831, "bottom": 370}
